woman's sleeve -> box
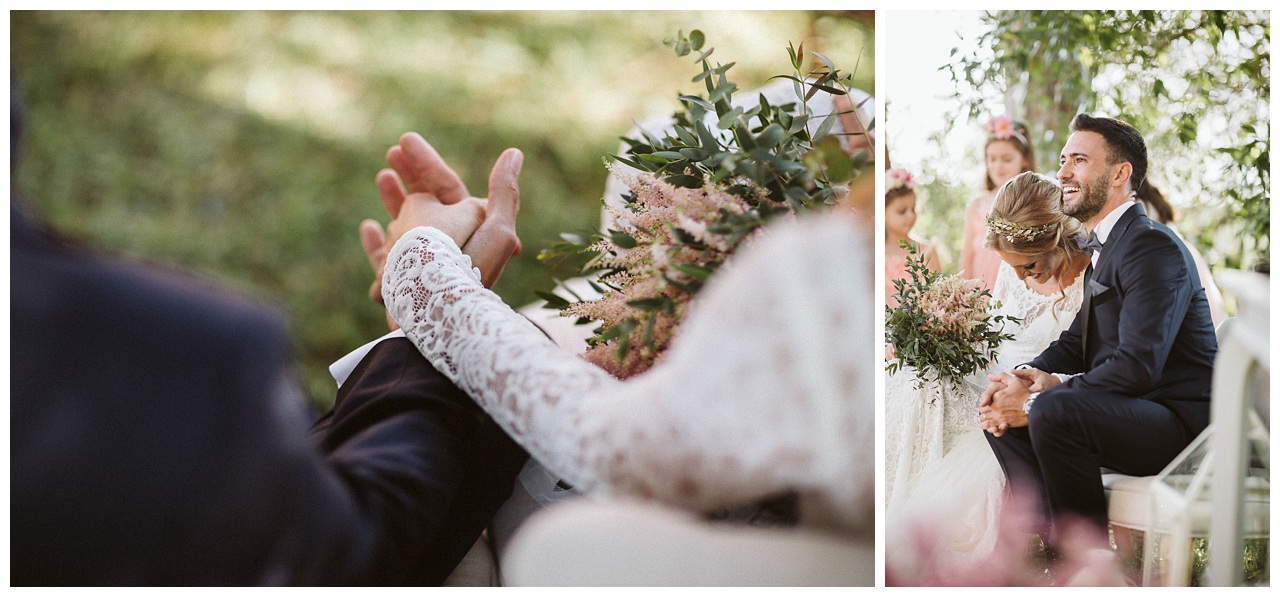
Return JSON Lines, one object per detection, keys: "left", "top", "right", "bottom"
{"left": 383, "top": 222, "right": 873, "bottom": 525}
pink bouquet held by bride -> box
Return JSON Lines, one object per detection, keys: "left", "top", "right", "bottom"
{"left": 885, "top": 243, "right": 1020, "bottom": 391}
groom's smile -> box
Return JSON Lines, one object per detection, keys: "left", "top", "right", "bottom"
{"left": 1057, "top": 131, "right": 1113, "bottom": 223}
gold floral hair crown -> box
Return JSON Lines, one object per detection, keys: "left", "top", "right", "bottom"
{"left": 986, "top": 216, "right": 1055, "bottom": 243}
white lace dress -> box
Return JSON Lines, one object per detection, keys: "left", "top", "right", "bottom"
{"left": 382, "top": 215, "right": 874, "bottom": 533}
{"left": 883, "top": 260, "right": 1083, "bottom": 565}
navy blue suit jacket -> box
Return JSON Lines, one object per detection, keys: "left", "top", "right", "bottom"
{"left": 1027, "top": 203, "right": 1217, "bottom": 433}
{"left": 11, "top": 202, "right": 526, "bottom": 585}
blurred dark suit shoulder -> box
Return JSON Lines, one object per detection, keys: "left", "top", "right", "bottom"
{"left": 11, "top": 203, "right": 318, "bottom": 584}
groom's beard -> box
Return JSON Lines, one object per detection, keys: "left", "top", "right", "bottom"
{"left": 1063, "top": 173, "right": 1109, "bottom": 222}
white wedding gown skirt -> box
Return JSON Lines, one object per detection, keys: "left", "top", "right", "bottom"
{"left": 885, "top": 429, "right": 1005, "bottom": 567}
{"left": 884, "top": 261, "right": 1084, "bottom": 567}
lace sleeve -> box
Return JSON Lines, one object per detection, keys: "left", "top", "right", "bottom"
{"left": 384, "top": 221, "right": 872, "bottom": 529}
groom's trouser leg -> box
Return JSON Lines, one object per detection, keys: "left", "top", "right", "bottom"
{"left": 1024, "top": 387, "right": 1196, "bottom": 544}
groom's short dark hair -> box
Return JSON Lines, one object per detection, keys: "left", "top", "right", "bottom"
{"left": 1069, "top": 113, "right": 1147, "bottom": 194}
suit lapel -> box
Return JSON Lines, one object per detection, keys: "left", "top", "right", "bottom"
{"left": 1094, "top": 202, "right": 1146, "bottom": 273}
{"left": 1080, "top": 263, "right": 1094, "bottom": 354}
{"left": 1081, "top": 202, "right": 1147, "bottom": 357}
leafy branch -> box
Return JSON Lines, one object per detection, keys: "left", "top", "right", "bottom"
{"left": 538, "top": 29, "right": 871, "bottom": 378}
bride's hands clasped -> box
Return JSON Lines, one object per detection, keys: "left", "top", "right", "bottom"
{"left": 360, "top": 132, "right": 524, "bottom": 307}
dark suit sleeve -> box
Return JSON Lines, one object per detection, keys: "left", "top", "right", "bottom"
{"left": 242, "top": 337, "right": 526, "bottom": 586}
{"left": 11, "top": 223, "right": 524, "bottom": 585}
{"left": 1042, "top": 227, "right": 1193, "bottom": 397}
{"left": 1027, "top": 305, "right": 1088, "bottom": 375}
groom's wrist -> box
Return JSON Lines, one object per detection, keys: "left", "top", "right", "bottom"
{"left": 1022, "top": 392, "right": 1040, "bottom": 415}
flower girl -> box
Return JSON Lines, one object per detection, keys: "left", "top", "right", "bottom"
{"left": 960, "top": 116, "right": 1035, "bottom": 291}
{"left": 885, "top": 168, "right": 939, "bottom": 310}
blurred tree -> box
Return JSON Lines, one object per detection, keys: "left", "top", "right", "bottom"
{"left": 10, "top": 10, "right": 873, "bottom": 410}
{"left": 944, "top": 10, "right": 1269, "bottom": 273}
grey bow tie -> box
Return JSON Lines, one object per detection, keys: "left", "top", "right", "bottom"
{"left": 1077, "top": 232, "right": 1103, "bottom": 254}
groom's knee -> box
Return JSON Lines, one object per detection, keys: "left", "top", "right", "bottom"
{"left": 1026, "top": 389, "right": 1083, "bottom": 437}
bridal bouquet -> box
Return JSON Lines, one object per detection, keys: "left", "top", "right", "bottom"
{"left": 885, "top": 242, "right": 1019, "bottom": 391}
{"left": 538, "top": 30, "right": 870, "bottom": 379}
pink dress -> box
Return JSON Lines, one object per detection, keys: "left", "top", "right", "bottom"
{"left": 885, "top": 252, "right": 908, "bottom": 310}
{"left": 960, "top": 194, "right": 1002, "bottom": 292}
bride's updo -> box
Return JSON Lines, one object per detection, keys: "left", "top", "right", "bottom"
{"left": 984, "top": 171, "right": 1087, "bottom": 294}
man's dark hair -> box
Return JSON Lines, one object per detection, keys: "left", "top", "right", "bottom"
{"left": 1068, "top": 113, "right": 1147, "bottom": 194}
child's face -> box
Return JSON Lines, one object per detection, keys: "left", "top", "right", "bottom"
{"left": 986, "top": 140, "right": 1025, "bottom": 189}
{"left": 885, "top": 193, "right": 918, "bottom": 237}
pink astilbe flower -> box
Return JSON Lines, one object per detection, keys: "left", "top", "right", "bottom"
{"left": 917, "top": 275, "right": 991, "bottom": 335}
{"left": 567, "top": 166, "right": 780, "bottom": 378}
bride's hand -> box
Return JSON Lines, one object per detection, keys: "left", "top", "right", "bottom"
{"left": 361, "top": 132, "right": 524, "bottom": 313}
{"left": 979, "top": 404, "right": 1027, "bottom": 437}
{"left": 978, "top": 378, "right": 1006, "bottom": 408}
{"left": 1010, "top": 367, "right": 1058, "bottom": 392}
{"left": 377, "top": 132, "right": 523, "bottom": 288}
{"left": 386, "top": 192, "right": 485, "bottom": 250}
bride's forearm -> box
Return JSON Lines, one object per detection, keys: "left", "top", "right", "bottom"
{"left": 382, "top": 226, "right": 624, "bottom": 493}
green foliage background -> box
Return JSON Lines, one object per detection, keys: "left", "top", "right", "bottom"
{"left": 11, "top": 10, "right": 873, "bottom": 411}
{"left": 939, "top": 10, "right": 1269, "bottom": 274}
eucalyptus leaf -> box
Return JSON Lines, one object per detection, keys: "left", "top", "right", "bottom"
{"left": 689, "top": 29, "right": 704, "bottom": 51}
{"left": 678, "top": 95, "right": 714, "bottom": 111}
{"left": 810, "top": 50, "right": 837, "bottom": 73}
{"left": 534, "top": 291, "right": 571, "bottom": 310}
{"left": 609, "top": 230, "right": 638, "bottom": 249}
{"left": 756, "top": 123, "right": 787, "bottom": 148}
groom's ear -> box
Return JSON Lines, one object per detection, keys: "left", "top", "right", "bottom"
{"left": 1110, "top": 161, "right": 1133, "bottom": 191}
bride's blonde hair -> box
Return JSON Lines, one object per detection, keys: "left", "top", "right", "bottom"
{"left": 984, "top": 171, "right": 1087, "bottom": 308}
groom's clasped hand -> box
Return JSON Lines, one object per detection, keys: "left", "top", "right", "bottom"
{"left": 978, "top": 366, "right": 1060, "bottom": 437}
{"left": 360, "top": 132, "right": 525, "bottom": 313}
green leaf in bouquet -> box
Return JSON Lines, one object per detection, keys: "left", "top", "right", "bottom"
{"left": 678, "top": 147, "right": 710, "bottom": 161}
{"left": 600, "top": 318, "right": 638, "bottom": 341}
{"left": 662, "top": 174, "right": 702, "bottom": 188}
{"left": 756, "top": 123, "right": 787, "bottom": 148}
{"left": 642, "top": 310, "right": 659, "bottom": 352}
{"left": 810, "top": 50, "right": 837, "bottom": 74}
{"left": 671, "top": 261, "right": 714, "bottom": 280}
{"left": 785, "top": 112, "right": 808, "bottom": 135}
{"left": 651, "top": 150, "right": 686, "bottom": 160}
{"left": 609, "top": 230, "right": 638, "bottom": 249}
{"left": 615, "top": 334, "right": 632, "bottom": 361}
{"left": 757, "top": 92, "right": 772, "bottom": 118}
{"left": 559, "top": 232, "right": 587, "bottom": 245}
{"left": 552, "top": 277, "right": 587, "bottom": 302}
{"left": 627, "top": 296, "right": 674, "bottom": 313}
{"left": 611, "top": 154, "right": 648, "bottom": 171}
{"left": 661, "top": 272, "right": 702, "bottom": 294}
{"left": 675, "top": 94, "right": 716, "bottom": 112}
{"left": 787, "top": 41, "right": 802, "bottom": 70}
{"left": 812, "top": 111, "right": 838, "bottom": 142}
{"left": 534, "top": 290, "right": 572, "bottom": 310}
{"left": 689, "top": 29, "right": 705, "bottom": 51}
{"left": 715, "top": 106, "right": 742, "bottom": 130}
{"left": 638, "top": 153, "right": 671, "bottom": 164}
{"left": 672, "top": 123, "right": 701, "bottom": 146}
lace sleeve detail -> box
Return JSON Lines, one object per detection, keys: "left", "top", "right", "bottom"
{"left": 384, "top": 222, "right": 872, "bottom": 529}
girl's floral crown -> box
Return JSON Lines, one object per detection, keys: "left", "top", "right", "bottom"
{"left": 986, "top": 216, "right": 1054, "bottom": 244}
{"left": 984, "top": 116, "right": 1029, "bottom": 145}
{"left": 887, "top": 168, "right": 915, "bottom": 192}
